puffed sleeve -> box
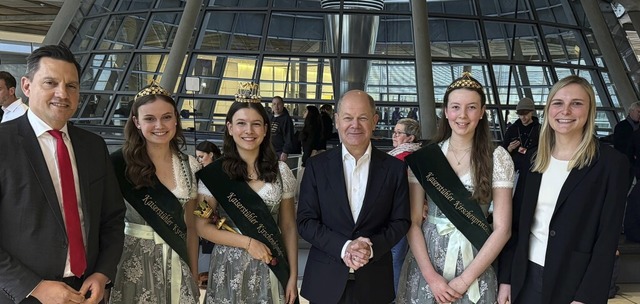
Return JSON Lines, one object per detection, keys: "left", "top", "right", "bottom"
{"left": 279, "top": 161, "right": 296, "bottom": 199}
{"left": 197, "top": 180, "right": 214, "bottom": 198}
{"left": 492, "top": 146, "right": 515, "bottom": 188}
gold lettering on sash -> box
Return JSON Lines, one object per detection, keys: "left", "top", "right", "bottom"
{"left": 142, "top": 194, "right": 186, "bottom": 240}
{"left": 424, "top": 172, "right": 491, "bottom": 235}
{"left": 227, "top": 192, "right": 285, "bottom": 257}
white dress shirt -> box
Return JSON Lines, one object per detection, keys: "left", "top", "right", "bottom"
{"left": 28, "top": 110, "right": 86, "bottom": 278}
{"left": 1, "top": 98, "right": 28, "bottom": 123}
{"left": 340, "top": 143, "right": 373, "bottom": 259}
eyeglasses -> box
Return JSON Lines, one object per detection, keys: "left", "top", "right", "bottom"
{"left": 392, "top": 131, "right": 407, "bottom": 136}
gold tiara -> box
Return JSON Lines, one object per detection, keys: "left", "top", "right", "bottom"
{"left": 235, "top": 82, "right": 262, "bottom": 103}
{"left": 135, "top": 82, "right": 172, "bottom": 100}
{"left": 447, "top": 71, "right": 483, "bottom": 92}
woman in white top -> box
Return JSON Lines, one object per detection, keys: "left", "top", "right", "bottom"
{"left": 498, "top": 75, "right": 629, "bottom": 304}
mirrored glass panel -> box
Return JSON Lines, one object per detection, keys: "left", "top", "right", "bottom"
{"left": 376, "top": 15, "right": 414, "bottom": 56}
{"left": 124, "top": 53, "right": 167, "bottom": 93}
{"left": 427, "top": 0, "right": 476, "bottom": 15}
{"left": 492, "top": 65, "right": 553, "bottom": 108}
{"left": 531, "top": 0, "right": 572, "bottom": 25}
{"left": 70, "top": 18, "right": 105, "bottom": 52}
{"left": 198, "top": 12, "right": 265, "bottom": 51}
{"left": 430, "top": 19, "right": 485, "bottom": 59}
{"left": 207, "top": 0, "right": 268, "bottom": 8}
{"left": 480, "top": 0, "right": 532, "bottom": 19}
{"left": 485, "top": 22, "right": 544, "bottom": 62}
{"left": 143, "top": 12, "right": 181, "bottom": 49}
{"left": 81, "top": 53, "right": 130, "bottom": 91}
{"left": 260, "top": 57, "right": 333, "bottom": 100}
{"left": 542, "top": 26, "right": 589, "bottom": 65}
{"left": 75, "top": 94, "right": 113, "bottom": 122}
{"left": 266, "top": 13, "right": 325, "bottom": 53}
{"left": 98, "top": 14, "right": 147, "bottom": 50}
{"left": 367, "top": 60, "right": 417, "bottom": 104}
{"left": 272, "top": 0, "right": 321, "bottom": 9}
{"left": 432, "top": 63, "right": 494, "bottom": 104}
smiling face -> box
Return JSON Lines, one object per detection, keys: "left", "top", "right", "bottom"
{"left": 547, "top": 83, "right": 590, "bottom": 140}
{"left": 22, "top": 57, "right": 80, "bottom": 129}
{"left": 335, "top": 91, "right": 379, "bottom": 153}
{"left": 444, "top": 89, "right": 485, "bottom": 139}
{"left": 227, "top": 108, "right": 267, "bottom": 153}
{"left": 134, "top": 99, "right": 177, "bottom": 147}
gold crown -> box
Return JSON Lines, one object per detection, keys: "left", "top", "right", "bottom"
{"left": 135, "top": 82, "right": 172, "bottom": 100}
{"left": 447, "top": 71, "right": 483, "bottom": 92}
{"left": 235, "top": 82, "right": 262, "bottom": 103}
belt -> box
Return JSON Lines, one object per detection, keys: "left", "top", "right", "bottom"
{"left": 125, "top": 222, "right": 182, "bottom": 304}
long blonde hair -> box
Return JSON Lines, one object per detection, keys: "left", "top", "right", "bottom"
{"left": 531, "top": 75, "right": 598, "bottom": 173}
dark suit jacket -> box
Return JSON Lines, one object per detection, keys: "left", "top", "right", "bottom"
{"left": 613, "top": 118, "right": 633, "bottom": 157}
{"left": 0, "top": 115, "right": 125, "bottom": 304}
{"left": 499, "top": 143, "right": 628, "bottom": 304}
{"left": 297, "top": 145, "right": 410, "bottom": 304}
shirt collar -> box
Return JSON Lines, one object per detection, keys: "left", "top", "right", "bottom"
{"left": 1, "top": 98, "right": 22, "bottom": 112}
{"left": 342, "top": 142, "right": 373, "bottom": 162}
{"left": 27, "top": 110, "right": 70, "bottom": 138}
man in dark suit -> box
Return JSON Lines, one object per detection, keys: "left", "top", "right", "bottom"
{"left": 0, "top": 45, "right": 125, "bottom": 304}
{"left": 297, "top": 90, "right": 410, "bottom": 304}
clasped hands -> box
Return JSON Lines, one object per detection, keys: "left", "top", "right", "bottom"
{"left": 342, "top": 237, "right": 372, "bottom": 270}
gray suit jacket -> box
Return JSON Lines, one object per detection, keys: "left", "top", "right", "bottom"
{"left": 0, "top": 114, "right": 125, "bottom": 304}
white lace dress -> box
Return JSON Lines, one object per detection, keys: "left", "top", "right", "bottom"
{"left": 198, "top": 161, "right": 296, "bottom": 304}
{"left": 397, "top": 140, "right": 514, "bottom": 304}
{"left": 110, "top": 154, "right": 200, "bottom": 304}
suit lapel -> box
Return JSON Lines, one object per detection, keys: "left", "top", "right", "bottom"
{"left": 326, "top": 147, "right": 354, "bottom": 224}
{"left": 68, "top": 125, "right": 92, "bottom": 237}
{"left": 552, "top": 160, "right": 595, "bottom": 215}
{"left": 16, "top": 116, "right": 65, "bottom": 230}
{"left": 355, "top": 148, "right": 385, "bottom": 227}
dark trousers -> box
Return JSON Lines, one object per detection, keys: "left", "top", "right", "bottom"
{"left": 311, "top": 275, "right": 389, "bottom": 304}
{"left": 516, "top": 261, "right": 543, "bottom": 304}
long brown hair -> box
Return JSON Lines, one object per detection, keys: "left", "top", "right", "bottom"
{"left": 433, "top": 75, "right": 494, "bottom": 204}
{"left": 222, "top": 101, "right": 278, "bottom": 182}
{"left": 123, "top": 94, "right": 186, "bottom": 188}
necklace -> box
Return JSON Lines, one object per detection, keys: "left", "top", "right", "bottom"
{"left": 248, "top": 172, "right": 257, "bottom": 180}
{"left": 449, "top": 142, "right": 471, "bottom": 166}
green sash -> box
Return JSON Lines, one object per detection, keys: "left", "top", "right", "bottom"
{"left": 197, "top": 159, "right": 297, "bottom": 304}
{"left": 111, "top": 149, "right": 189, "bottom": 264}
{"left": 405, "top": 143, "right": 493, "bottom": 252}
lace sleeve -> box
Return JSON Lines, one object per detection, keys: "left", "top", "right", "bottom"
{"left": 197, "top": 179, "right": 214, "bottom": 198}
{"left": 187, "top": 155, "right": 202, "bottom": 199}
{"left": 279, "top": 161, "right": 296, "bottom": 199}
{"left": 492, "top": 146, "right": 515, "bottom": 188}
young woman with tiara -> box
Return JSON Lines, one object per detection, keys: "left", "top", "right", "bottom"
{"left": 194, "top": 89, "right": 299, "bottom": 304}
{"left": 397, "top": 72, "right": 514, "bottom": 304}
{"left": 110, "top": 83, "right": 200, "bottom": 303}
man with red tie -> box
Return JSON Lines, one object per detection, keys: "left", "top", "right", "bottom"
{"left": 0, "top": 44, "right": 125, "bottom": 304}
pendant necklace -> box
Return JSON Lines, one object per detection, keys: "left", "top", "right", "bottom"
{"left": 449, "top": 143, "right": 471, "bottom": 166}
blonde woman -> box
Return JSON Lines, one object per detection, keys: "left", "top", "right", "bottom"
{"left": 498, "top": 75, "right": 629, "bottom": 304}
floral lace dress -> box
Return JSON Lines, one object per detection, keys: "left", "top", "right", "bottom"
{"left": 198, "top": 161, "right": 295, "bottom": 304}
{"left": 110, "top": 154, "right": 200, "bottom": 304}
{"left": 397, "top": 140, "right": 514, "bottom": 304}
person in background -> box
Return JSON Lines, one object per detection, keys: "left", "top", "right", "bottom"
{"left": 319, "top": 104, "right": 334, "bottom": 149}
{"left": 297, "top": 90, "right": 410, "bottom": 304}
{"left": 407, "top": 108, "right": 418, "bottom": 120}
{"left": 0, "top": 44, "right": 125, "bottom": 304}
{"left": 196, "top": 100, "right": 298, "bottom": 304}
{"left": 502, "top": 97, "right": 540, "bottom": 174}
{"left": 196, "top": 140, "right": 221, "bottom": 167}
{"left": 270, "top": 96, "right": 295, "bottom": 161}
{"left": 110, "top": 83, "right": 200, "bottom": 304}
{"left": 391, "top": 107, "right": 402, "bottom": 125}
{"left": 0, "top": 71, "right": 28, "bottom": 123}
{"left": 299, "top": 105, "right": 324, "bottom": 167}
{"left": 614, "top": 101, "right": 640, "bottom": 158}
{"left": 397, "top": 72, "right": 514, "bottom": 304}
{"left": 388, "top": 118, "right": 422, "bottom": 292}
{"left": 498, "top": 75, "right": 629, "bottom": 304}
{"left": 194, "top": 140, "right": 222, "bottom": 287}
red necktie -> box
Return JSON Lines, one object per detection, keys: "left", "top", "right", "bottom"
{"left": 48, "top": 130, "right": 86, "bottom": 278}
